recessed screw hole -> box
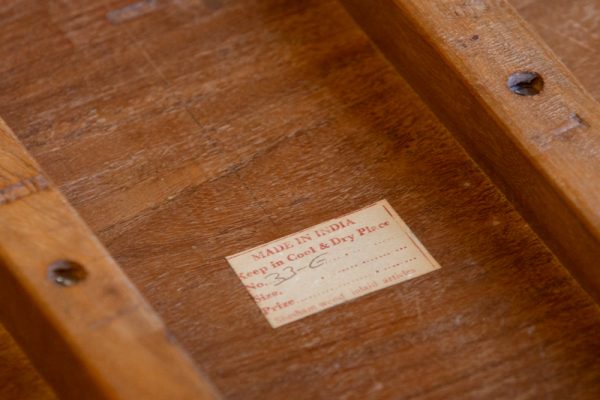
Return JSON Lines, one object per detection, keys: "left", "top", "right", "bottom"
{"left": 48, "top": 260, "right": 87, "bottom": 286}
{"left": 508, "top": 71, "right": 544, "bottom": 96}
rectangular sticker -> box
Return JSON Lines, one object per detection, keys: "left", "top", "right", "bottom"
{"left": 226, "top": 199, "right": 440, "bottom": 328}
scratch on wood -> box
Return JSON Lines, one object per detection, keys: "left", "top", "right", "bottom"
{"left": 442, "top": 0, "right": 489, "bottom": 18}
{"left": 106, "top": 0, "right": 159, "bottom": 25}
{"left": 532, "top": 113, "right": 588, "bottom": 151}
{"left": 552, "top": 113, "right": 588, "bottom": 136}
{"left": 88, "top": 303, "right": 142, "bottom": 331}
{"left": 0, "top": 175, "right": 49, "bottom": 206}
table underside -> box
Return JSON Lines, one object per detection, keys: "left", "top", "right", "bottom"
{"left": 0, "top": 1, "right": 599, "bottom": 398}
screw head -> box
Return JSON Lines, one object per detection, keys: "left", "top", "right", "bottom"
{"left": 508, "top": 71, "right": 544, "bottom": 96}
{"left": 48, "top": 260, "right": 87, "bottom": 286}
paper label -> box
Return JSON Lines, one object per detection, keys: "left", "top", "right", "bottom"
{"left": 226, "top": 200, "right": 440, "bottom": 328}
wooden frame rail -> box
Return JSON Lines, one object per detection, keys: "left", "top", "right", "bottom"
{"left": 0, "top": 118, "right": 216, "bottom": 399}
{"left": 340, "top": 0, "right": 600, "bottom": 301}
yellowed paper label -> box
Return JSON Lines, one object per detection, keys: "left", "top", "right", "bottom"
{"left": 226, "top": 199, "right": 440, "bottom": 328}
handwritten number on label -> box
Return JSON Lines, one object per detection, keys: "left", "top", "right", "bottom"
{"left": 266, "top": 266, "right": 296, "bottom": 286}
{"left": 265, "top": 253, "right": 328, "bottom": 286}
{"left": 265, "top": 272, "right": 286, "bottom": 286}
{"left": 309, "top": 253, "right": 328, "bottom": 269}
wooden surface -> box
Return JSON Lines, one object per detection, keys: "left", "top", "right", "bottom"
{"left": 0, "top": 0, "right": 599, "bottom": 399}
{"left": 513, "top": 0, "right": 600, "bottom": 102}
{"left": 340, "top": 0, "right": 600, "bottom": 302}
{"left": 0, "top": 119, "right": 216, "bottom": 399}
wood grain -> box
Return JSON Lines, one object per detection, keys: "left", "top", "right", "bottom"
{"left": 0, "top": 0, "right": 600, "bottom": 399}
{"left": 0, "top": 118, "right": 216, "bottom": 399}
{"left": 0, "top": 330, "right": 56, "bottom": 400}
{"left": 339, "top": 0, "right": 600, "bottom": 302}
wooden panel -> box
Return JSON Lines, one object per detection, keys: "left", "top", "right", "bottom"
{"left": 0, "top": 0, "right": 599, "bottom": 399}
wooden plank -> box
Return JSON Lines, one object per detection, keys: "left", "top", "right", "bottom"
{"left": 339, "top": 0, "right": 600, "bottom": 301}
{"left": 1, "top": 1, "right": 600, "bottom": 399}
{"left": 0, "top": 118, "right": 216, "bottom": 399}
